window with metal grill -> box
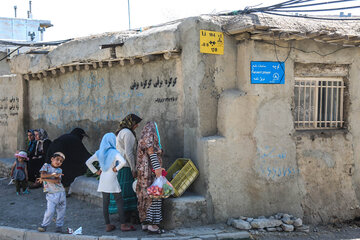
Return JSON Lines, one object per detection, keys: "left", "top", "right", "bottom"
{"left": 294, "top": 77, "right": 345, "bottom": 130}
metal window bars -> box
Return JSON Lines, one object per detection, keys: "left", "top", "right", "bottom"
{"left": 294, "top": 77, "right": 345, "bottom": 130}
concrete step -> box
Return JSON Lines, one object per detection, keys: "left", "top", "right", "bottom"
{"left": 69, "top": 175, "right": 208, "bottom": 229}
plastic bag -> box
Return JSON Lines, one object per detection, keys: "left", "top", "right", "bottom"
{"left": 67, "top": 227, "right": 82, "bottom": 235}
{"left": 147, "top": 176, "right": 174, "bottom": 198}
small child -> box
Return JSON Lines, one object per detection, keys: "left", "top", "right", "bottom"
{"left": 37, "top": 152, "right": 66, "bottom": 233}
{"left": 10, "top": 151, "right": 29, "bottom": 195}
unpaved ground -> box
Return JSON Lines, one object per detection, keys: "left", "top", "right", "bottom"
{"left": 0, "top": 177, "right": 147, "bottom": 237}
{"left": 2, "top": 177, "right": 360, "bottom": 239}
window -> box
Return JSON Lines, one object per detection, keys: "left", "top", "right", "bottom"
{"left": 294, "top": 77, "right": 345, "bottom": 130}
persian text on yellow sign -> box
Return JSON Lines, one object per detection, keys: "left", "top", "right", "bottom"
{"left": 200, "top": 30, "right": 224, "bottom": 55}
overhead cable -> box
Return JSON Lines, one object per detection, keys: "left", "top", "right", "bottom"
{"left": 0, "top": 39, "right": 72, "bottom": 47}
{"left": 217, "top": 0, "right": 360, "bottom": 20}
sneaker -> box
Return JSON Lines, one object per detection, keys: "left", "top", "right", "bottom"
{"left": 38, "top": 226, "right": 46, "bottom": 232}
{"left": 23, "top": 189, "right": 29, "bottom": 194}
{"left": 55, "top": 226, "right": 62, "bottom": 233}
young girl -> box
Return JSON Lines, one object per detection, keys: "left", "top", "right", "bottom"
{"left": 86, "top": 133, "right": 135, "bottom": 232}
{"left": 10, "top": 151, "right": 29, "bottom": 195}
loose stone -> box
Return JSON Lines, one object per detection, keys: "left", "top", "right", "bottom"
{"left": 281, "top": 223, "right": 295, "bottom": 232}
{"left": 266, "top": 227, "right": 277, "bottom": 232}
{"left": 281, "top": 216, "right": 294, "bottom": 225}
{"left": 232, "top": 219, "right": 252, "bottom": 230}
{"left": 296, "top": 225, "right": 310, "bottom": 233}
{"left": 246, "top": 217, "right": 254, "bottom": 222}
{"left": 251, "top": 219, "right": 283, "bottom": 229}
{"left": 276, "top": 226, "right": 283, "bottom": 232}
{"left": 226, "top": 218, "right": 235, "bottom": 226}
{"left": 293, "top": 218, "right": 303, "bottom": 227}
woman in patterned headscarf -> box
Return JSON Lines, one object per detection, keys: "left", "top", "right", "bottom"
{"left": 29, "top": 128, "right": 52, "bottom": 188}
{"left": 115, "top": 114, "right": 142, "bottom": 223}
{"left": 136, "top": 121, "right": 165, "bottom": 234}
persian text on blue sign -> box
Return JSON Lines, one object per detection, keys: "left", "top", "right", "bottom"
{"left": 251, "top": 61, "right": 285, "bottom": 84}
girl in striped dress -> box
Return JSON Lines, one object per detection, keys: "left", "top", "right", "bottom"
{"left": 136, "top": 121, "right": 165, "bottom": 234}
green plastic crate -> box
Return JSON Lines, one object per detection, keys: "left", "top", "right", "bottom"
{"left": 166, "top": 158, "right": 199, "bottom": 197}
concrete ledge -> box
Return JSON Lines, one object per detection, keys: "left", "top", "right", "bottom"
{"left": 69, "top": 176, "right": 208, "bottom": 230}
{"left": 69, "top": 176, "right": 102, "bottom": 206}
{"left": 163, "top": 193, "right": 208, "bottom": 229}
{"left": 0, "top": 226, "right": 25, "bottom": 240}
{"left": 59, "top": 234, "right": 98, "bottom": 240}
{"left": 99, "top": 237, "right": 137, "bottom": 240}
{"left": 0, "top": 225, "right": 250, "bottom": 240}
{"left": 216, "top": 232, "right": 250, "bottom": 239}
{"left": 24, "top": 230, "right": 60, "bottom": 240}
{"left": 0, "top": 158, "right": 14, "bottom": 178}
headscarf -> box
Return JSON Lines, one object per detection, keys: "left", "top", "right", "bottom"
{"left": 34, "top": 128, "right": 49, "bottom": 155}
{"left": 95, "top": 133, "right": 120, "bottom": 172}
{"left": 138, "top": 121, "right": 162, "bottom": 155}
{"left": 27, "top": 129, "right": 37, "bottom": 154}
{"left": 35, "top": 128, "right": 49, "bottom": 141}
{"left": 70, "top": 128, "right": 89, "bottom": 140}
{"left": 27, "top": 129, "right": 35, "bottom": 136}
{"left": 115, "top": 114, "right": 142, "bottom": 137}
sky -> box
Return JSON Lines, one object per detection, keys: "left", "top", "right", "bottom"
{"left": 0, "top": 0, "right": 359, "bottom": 41}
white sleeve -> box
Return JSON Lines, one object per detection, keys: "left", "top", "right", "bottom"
{"left": 85, "top": 154, "right": 98, "bottom": 174}
{"left": 115, "top": 153, "right": 126, "bottom": 172}
{"left": 124, "top": 131, "right": 136, "bottom": 171}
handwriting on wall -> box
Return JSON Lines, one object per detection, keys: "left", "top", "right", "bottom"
{"left": 130, "top": 77, "right": 177, "bottom": 90}
{"left": 0, "top": 96, "right": 19, "bottom": 127}
{"left": 256, "top": 146, "right": 299, "bottom": 180}
{"left": 155, "top": 97, "right": 178, "bottom": 103}
{"left": 38, "top": 73, "right": 143, "bottom": 131}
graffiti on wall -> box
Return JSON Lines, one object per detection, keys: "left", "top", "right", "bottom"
{"left": 155, "top": 97, "right": 178, "bottom": 103}
{"left": 130, "top": 77, "right": 177, "bottom": 90}
{"left": 256, "top": 146, "right": 299, "bottom": 180}
{"left": 0, "top": 96, "right": 19, "bottom": 127}
{"left": 38, "top": 73, "right": 143, "bottom": 131}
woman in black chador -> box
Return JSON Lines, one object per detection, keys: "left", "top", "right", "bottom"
{"left": 46, "top": 128, "right": 91, "bottom": 188}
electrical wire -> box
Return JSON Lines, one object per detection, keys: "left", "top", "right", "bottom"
{"left": 263, "top": 11, "right": 360, "bottom": 20}
{"left": 271, "top": 5, "right": 360, "bottom": 12}
{"left": 277, "top": 0, "right": 356, "bottom": 9}
{"left": 261, "top": 40, "right": 351, "bottom": 56}
{"left": 0, "top": 46, "right": 22, "bottom": 62}
{"left": 217, "top": 0, "right": 360, "bottom": 21}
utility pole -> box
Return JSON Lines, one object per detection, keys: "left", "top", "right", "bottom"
{"left": 128, "top": 0, "right": 131, "bottom": 30}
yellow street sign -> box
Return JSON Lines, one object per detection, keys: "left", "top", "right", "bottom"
{"left": 200, "top": 30, "right": 224, "bottom": 55}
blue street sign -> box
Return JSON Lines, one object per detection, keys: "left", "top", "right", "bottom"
{"left": 251, "top": 61, "right": 285, "bottom": 84}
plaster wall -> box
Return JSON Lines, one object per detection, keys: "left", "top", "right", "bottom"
{"left": 0, "top": 75, "right": 23, "bottom": 157}
{"left": 0, "top": 52, "right": 10, "bottom": 76}
{"left": 205, "top": 38, "right": 360, "bottom": 223}
{"left": 28, "top": 58, "right": 184, "bottom": 166}
{"left": 178, "top": 18, "right": 237, "bottom": 202}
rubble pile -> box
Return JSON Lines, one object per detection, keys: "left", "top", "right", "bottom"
{"left": 227, "top": 213, "right": 310, "bottom": 233}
